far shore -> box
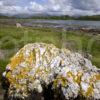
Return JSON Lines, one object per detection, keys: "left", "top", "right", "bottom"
{"left": 0, "top": 19, "right": 100, "bottom": 34}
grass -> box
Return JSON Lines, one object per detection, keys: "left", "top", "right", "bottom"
{"left": 0, "top": 21, "right": 100, "bottom": 81}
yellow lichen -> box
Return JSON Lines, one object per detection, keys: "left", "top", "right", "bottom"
{"left": 95, "top": 74, "right": 100, "bottom": 80}
{"left": 16, "top": 84, "right": 22, "bottom": 89}
{"left": 61, "top": 77, "right": 68, "bottom": 87}
{"left": 67, "top": 71, "right": 73, "bottom": 77}
{"left": 20, "top": 67, "right": 31, "bottom": 73}
{"left": 10, "top": 52, "right": 23, "bottom": 69}
{"left": 27, "top": 50, "right": 36, "bottom": 64}
{"left": 6, "top": 72, "right": 16, "bottom": 84}
{"left": 53, "top": 76, "right": 67, "bottom": 88}
{"left": 89, "top": 74, "right": 100, "bottom": 83}
{"left": 6, "top": 72, "right": 12, "bottom": 78}
{"left": 86, "top": 85, "right": 94, "bottom": 97}
{"left": 74, "top": 72, "right": 83, "bottom": 84}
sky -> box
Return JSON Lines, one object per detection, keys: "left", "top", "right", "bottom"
{"left": 0, "top": 0, "right": 100, "bottom": 16}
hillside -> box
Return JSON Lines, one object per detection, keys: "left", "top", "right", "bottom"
{"left": 0, "top": 14, "right": 100, "bottom": 21}
{"left": 75, "top": 15, "right": 100, "bottom": 21}
{"left": 31, "top": 15, "right": 100, "bottom": 20}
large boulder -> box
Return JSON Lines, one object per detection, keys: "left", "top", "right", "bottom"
{"left": 2, "top": 43, "right": 100, "bottom": 100}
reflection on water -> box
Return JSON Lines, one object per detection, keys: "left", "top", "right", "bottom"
{"left": 24, "top": 20, "right": 100, "bottom": 29}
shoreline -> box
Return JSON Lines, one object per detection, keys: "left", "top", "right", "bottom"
{"left": 0, "top": 19, "right": 100, "bottom": 33}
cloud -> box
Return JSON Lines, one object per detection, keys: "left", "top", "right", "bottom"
{"left": 46, "top": 0, "right": 100, "bottom": 16}
{"left": 71, "top": 0, "right": 100, "bottom": 16}
{"left": 72, "top": 0, "right": 100, "bottom": 10}
{"left": 0, "top": 0, "right": 100, "bottom": 16}
{"left": 0, "top": 0, "right": 29, "bottom": 15}
{"left": 28, "top": 2, "right": 45, "bottom": 12}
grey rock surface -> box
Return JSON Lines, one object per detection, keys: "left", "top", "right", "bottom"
{"left": 2, "top": 43, "right": 100, "bottom": 100}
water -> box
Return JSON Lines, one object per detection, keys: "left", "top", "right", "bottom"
{"left": 24, "top": 19, "right": 100, "bottom": 30}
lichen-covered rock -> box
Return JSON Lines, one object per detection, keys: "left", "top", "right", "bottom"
{"left": 2, "top": 43, "right": 100, "bottom": 100}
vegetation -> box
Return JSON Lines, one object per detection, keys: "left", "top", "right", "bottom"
{"left": 31, "top": 15, "right": 100, "bottom": 20}
{"left": 0, "top": 14, "right": 100, "bottom": 20}
{"left": 0, "top": 19, "right": 100, "bottom": 82}
{"left": 30, "top": 15, "right": 74, "bottom": 20}
{"left": 75, "top": 15, "right": 100, "bottom": 21}
{"left": 0, "top": 15, "right": 14, "bottom": 19}
{"left": 31, "top": 15, "right": 100, "bottom": 21}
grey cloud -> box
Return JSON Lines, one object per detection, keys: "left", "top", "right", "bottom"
{"left": 0, "top": 0, "right": 100, "bottom": 16}
{"left": 45, "top": 0, "right": 100, "bottom": 16}
{"left": 0, "top": 0, "right": 29, "bottom": 15}
{"left": 72, "top": 0, "right": 100, "bottom": 10}
{"left": 0, "top": 0, "right": 18, "bottom": 6}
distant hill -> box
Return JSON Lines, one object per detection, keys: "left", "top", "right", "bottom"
{"left": 0, "top": 14, "right": 15, "bottom": 19}
{"left": 0, "top": 14, "right": 100, "bottom": 21}
{"left": 75, "top": 15, "right": 100, "bottom": 21}
{"left": 30, "top": 15, "right": 100, "bottom": 20}
{"left": 30, "top": 15, "right": 74, "bottom": 20}
{"left": 0, "top": 15, "right": 11, "bottom": 19}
